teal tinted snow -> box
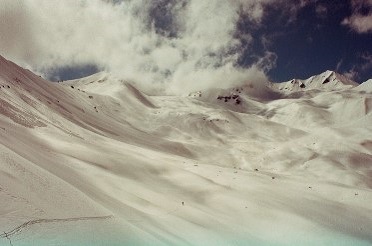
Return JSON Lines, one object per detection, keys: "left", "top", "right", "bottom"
{"left": 1, "top": 225, "right": 372, "bottom": 246}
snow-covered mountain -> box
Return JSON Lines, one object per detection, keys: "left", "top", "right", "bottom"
{"left": 1, "top": 55, "right": 372, "bottom": 246}
{"left": 271, "top": 70, "right": 359, "bottom": 92}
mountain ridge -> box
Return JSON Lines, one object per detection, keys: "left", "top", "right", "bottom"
{"left": 270, "top": 70, "right": 360, "bottom": 93}
{"left": 63, "top": 68, "right": 368, "bottom": 99}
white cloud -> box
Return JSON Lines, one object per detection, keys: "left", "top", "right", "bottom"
{"left": 0, "top": 0, "right": 309, "bottom": 94}
{"left": 342, "top": 14, "right": 372, "bottom": 33}
{"left": 315, "top": 4, "right": 328, "bottom": 18}
{"left": 342, "top": 0, "right": 372, "bottom": 33}
{"left": 344, "top": 66, "right": 359, "bottom": 80}
{"left": 335, "top": 59, "right": 343, "bottom": 72}
{"left": 256, "top": 51, "right": 277, "bottom": 72}
{"left": 343, "top": 52, "right": 372, "bottom": 80}
{"left": 359, "top": 52, "right": 372, "bottom": 73}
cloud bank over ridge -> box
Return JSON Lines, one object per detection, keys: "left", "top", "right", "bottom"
{"left": 0, "top": 0, "right": 315, "bottom": 93}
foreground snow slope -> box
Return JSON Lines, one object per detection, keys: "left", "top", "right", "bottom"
{"left": 0, "top": 55, "right": 372, "bottom": 245}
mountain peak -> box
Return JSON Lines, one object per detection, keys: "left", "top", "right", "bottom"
{"left": 317, "top": 70, "right": 357, "bottom": 86}
{"left": 272, "top": 70, "right": 358, "bottom": 93}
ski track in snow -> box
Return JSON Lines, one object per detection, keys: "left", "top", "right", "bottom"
{"left": 0, "top": 215, "right": 114, "bottom": 239}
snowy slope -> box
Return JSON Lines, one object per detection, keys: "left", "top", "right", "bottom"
{"left": 1, "top": 55, "right": 372, "bottom": 246}
{"left": 355, "top": 79, "right": 372, "bottom": 93}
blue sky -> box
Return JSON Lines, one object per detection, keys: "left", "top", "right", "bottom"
{"left": 0, "top": 0, "right": 371, "bottom": 91}
{"left": 248, "top": 0, "right": 372, "bottom": 83}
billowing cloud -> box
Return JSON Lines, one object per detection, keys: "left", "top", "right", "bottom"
{"left": 0, "top": 0, "right": 308, "bottom": 94}
{"left": 342, "top": 0, "right": 372, "bottom": 33}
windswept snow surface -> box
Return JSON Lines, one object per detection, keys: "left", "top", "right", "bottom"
{"left": 0, "top": 55, "right": 372, "bottom": 245}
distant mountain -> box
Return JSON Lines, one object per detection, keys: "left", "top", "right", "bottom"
{"left": 271, "top": 70, "right": 359, "bottom": 92}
